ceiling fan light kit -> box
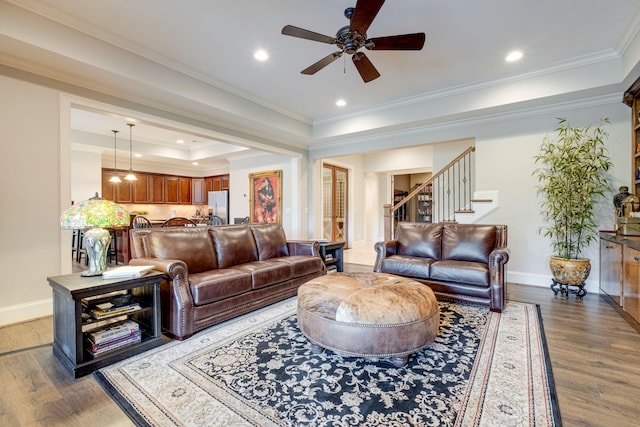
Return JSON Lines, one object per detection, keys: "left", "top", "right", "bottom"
{"left": 282, "top": 0, "right": 425, "bottom": 83}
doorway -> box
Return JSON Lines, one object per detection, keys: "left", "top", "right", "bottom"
{"left": 322, "top": 164, "right": 348, "bottom": 244}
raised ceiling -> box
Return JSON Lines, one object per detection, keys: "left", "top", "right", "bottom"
{"left": 2, "top": 0, "right": 640, "bottom": 171}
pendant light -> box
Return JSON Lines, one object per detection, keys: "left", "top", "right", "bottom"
{"left": 108, "top": 130, "right": 121, "bottom": 183}
{"left": 124, "top": 123, "right": 137, "bottom": 181}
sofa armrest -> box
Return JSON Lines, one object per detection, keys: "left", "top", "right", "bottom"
{"left": 373, "top": 240, "right": 398, "bottom": 272}
{"left": 130, "top": 257, "right": 195, "bottom": 339}
{"left": 287, "top": 240, "right": 321, "bottom": 257}
{"left": 488, "top": 248, "right": 510, "bottom": 312}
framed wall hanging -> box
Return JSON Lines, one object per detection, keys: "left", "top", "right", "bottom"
{"left": 249, "top": 169, "right": 282, "bottom": 223}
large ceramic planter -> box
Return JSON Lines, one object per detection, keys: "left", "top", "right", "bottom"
{"left": 549, "top": 256, "right": 591, "bottom": 286}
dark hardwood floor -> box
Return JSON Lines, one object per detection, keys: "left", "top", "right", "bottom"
{"left": 1, "top": 264, "right": 639, "bottom": 426}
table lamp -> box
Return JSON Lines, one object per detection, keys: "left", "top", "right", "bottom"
{"left": 60, "top": 193, "right": 130, "bottom": 276}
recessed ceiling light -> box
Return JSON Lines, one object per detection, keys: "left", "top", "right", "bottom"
{"left": 176, "top": 139, "right": 184, "bottom": 144}
{"left": 192, "top": 162, "right": 199, "bottom": 166}
{"left": 336, "top": 99, "right": 347, "bottom": 107}
{"left": 506, "top": 51, "right": 523, "bottom": 62}
{"left": 134, "top": 153, "right": 142, "bottom": 158}
{"left": 254, "top": 50, "right": 269, "bottom": 61}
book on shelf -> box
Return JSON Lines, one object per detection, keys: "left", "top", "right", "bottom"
{"left": 81, "top": 290, "right": 127, "bottom": 305}
{"left": 89, "top": 301, "right": 141, "bottom": 319}
{"left": 81, "top": 314, "right": 128, "bottom": 333}
{"left": 87, "top": 319, "right": 139, "bottom": 345}
{"left": 102, "top": 265, "right": 154, "bottom": 280}
{"left": 87, "top": 330, "right": 142, "bottom": 356}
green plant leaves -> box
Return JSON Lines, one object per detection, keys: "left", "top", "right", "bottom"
{"left": 533, "top": 118, "right": 613, "bottom": 259}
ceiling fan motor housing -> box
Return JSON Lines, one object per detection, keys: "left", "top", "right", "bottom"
{"left": 336, "top": 25, "right": 366, "bottom": 55}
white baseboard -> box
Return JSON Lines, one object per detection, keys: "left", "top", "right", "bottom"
{"left": 508, "top": 271, "right": 600, "bottom": 294}
{"left": 0, "top": 299, "right": 53, "bottom": 327}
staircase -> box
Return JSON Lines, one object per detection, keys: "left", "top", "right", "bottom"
{"left": 383, "top": 146, "right": 500, "bottom": 240}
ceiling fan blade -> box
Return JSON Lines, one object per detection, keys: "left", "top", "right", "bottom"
{"left": 352, "top": 52, "right": 380, "bottom": 83}
{"left": 301, "top": 52, "right": 343, "bottom": 75}
{"left": 350, "top": 0, "right": 385, "bottom": 35}
{"left": 281, "top": 25, "right": 337, "bottom": 44}
{"left": 367, "top": 33, "right": 426, "bottom": 50}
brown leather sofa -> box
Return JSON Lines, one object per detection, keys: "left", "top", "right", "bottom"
{"left": 129, "top": 223, "right": 326, "bottom": 339}
{"left": 374, "top": 222, "right": 509, "bottom": 312}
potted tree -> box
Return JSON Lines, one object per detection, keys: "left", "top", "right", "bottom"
{"left": 533, "top": 118, "right": 613, "bottom": 291}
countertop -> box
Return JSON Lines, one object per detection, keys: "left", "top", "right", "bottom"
{"left": 600, "top": 230, "right": 640, "bottom": 251}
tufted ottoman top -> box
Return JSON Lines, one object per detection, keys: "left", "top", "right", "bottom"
{"left": 298, "top": 272, "right": 438, "bottom": 325}
{"left": 297, "top": 272, "right": 440, "bottom": 366}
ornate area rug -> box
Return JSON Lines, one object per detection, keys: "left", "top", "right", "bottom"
{"left": 95, "top": 298, "right": 561, "bottom": 426}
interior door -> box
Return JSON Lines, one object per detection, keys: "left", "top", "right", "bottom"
{"left": 323, "top": 164, "right": 348, "bottom": 244}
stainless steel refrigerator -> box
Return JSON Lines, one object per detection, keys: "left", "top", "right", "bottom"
{"left": 208, "top": 190, "right": 228, "bottom": 224}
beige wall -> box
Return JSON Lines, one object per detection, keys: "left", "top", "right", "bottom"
{"left": 0, "top": 74, "right": 61, "bottom": 324}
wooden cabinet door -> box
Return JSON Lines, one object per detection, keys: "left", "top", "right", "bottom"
{"left": 150, "top": 175, "right": 164, "bottom": 203}
{"left": 600, "top": 239, "right": 623, "bottom": 305}
{"left": 133, "top": 173, "right": 150, "bottom": 203}
{"left": 623, "top": 246, "right": 640, "bottom": 323}
{"left": 192, "top": 178, "right": 205, "bottom": 205}
{"left": 116, "top": 180, "right": 133, "bottom": 203}
{"left": 221, "top": 175, "right": 229, "bottom": 190}
{"left": 102, "top": 170, "right": 115, "bottom": 201}
{"left": 165, "top": 177, "right": 179, "bottom": 204}
{"left": 178, "top": 177, "right": 191, "bottom": 204}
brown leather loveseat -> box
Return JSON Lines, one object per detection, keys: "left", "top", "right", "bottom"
{"left": 374, "top": 222, "right": 509, "bottom": 312}
{"left": 129, "top": 223, "right": 326, "bottom": 339}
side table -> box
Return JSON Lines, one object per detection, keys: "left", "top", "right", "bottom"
{"left": 319, "top": 241, "right": 345, "bottom": 272}
{"left": 47, "top": 271, "right": 164, "bottom": 378}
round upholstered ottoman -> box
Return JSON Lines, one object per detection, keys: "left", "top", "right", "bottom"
{"left": 297, "top": 272, "right": 439, "bottom": 367}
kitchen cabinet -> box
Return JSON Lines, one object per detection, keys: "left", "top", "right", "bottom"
{"left": 599, "top": 238, "right": 623, "bottom": 305}
{"left": 192, "top": 178, "right": 205, "bottom": 205}
{"left": 623, "top": 245, "right": 640, "bottom": 324}
{"left": 133, "top": 173, "right": 150, "bottom": 203}
{"left": 150, "top": 175, "right": 165, "bottom": 203}
{"left": 101, "top": 170, "right": 132, "bottom": 203}
{"left": 165, "top": 176, "right": 191, "bottom": 204}
{"left": 102, "top": 170, "right": 210, "bottom": 205}
{"left": 205, "top": 174, "right": 230, "bottom": 193}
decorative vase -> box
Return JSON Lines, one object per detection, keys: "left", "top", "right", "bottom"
{"left": 549, "top": 256, "right": 591, "bottom": 286}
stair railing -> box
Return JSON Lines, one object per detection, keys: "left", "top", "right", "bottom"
{"left": 383, "top": 146, "right": 475, "bottom": 240}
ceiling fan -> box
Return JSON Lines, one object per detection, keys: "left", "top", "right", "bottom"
{"left": 281, "top": 0, "right": 425, "bottom": 83}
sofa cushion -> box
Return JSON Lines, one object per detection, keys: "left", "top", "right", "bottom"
{"left": 188, "top": 269, "right": 253, "bottom": 306}
{"left": 380, "top": 255, "right": 434, "bottom": 279}
{"left": 146, "top": 229, "right": 217, "bottom": 274}
{"left": 441, "top": 224, "right": 496, "bottom": 264}
{"left": 251, "top": 224, "right": 290, "bottom": 260}
{"left": 232, "top": 260, "right": 292, "bottom": 289}
{"left": 211, "top": 226, "right": 258, "bottom": 269}
{"left": 277, "top": 255, "right": 325, "bottom": 277}
{"left": 396, "top": 223, "right": 443, "bottom": 260}
{"left": 430, "top": 260, "right": 489, "bottom": 286}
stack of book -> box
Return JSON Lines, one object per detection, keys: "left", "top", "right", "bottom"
{"left": 85, "top": 319, "right": 141, "bottom": 356}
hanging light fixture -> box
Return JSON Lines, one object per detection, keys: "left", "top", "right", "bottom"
{"left": 124, "top": 123, "right": 137, "bottom": 181}
{"left": 108, "top": 130, "right": 121, "bottom": 183}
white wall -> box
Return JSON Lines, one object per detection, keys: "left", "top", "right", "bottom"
{"left": 71, "top": 150, "right": 102, "bottom": 201}
{"left": 228, "top": 153, "right": 304, "bottom": 238}
{"left": 473, "top": 105, "right": 629, "bottom": 293}
{"left": 0, "top": 74, "right": 60, "bottom": 325}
